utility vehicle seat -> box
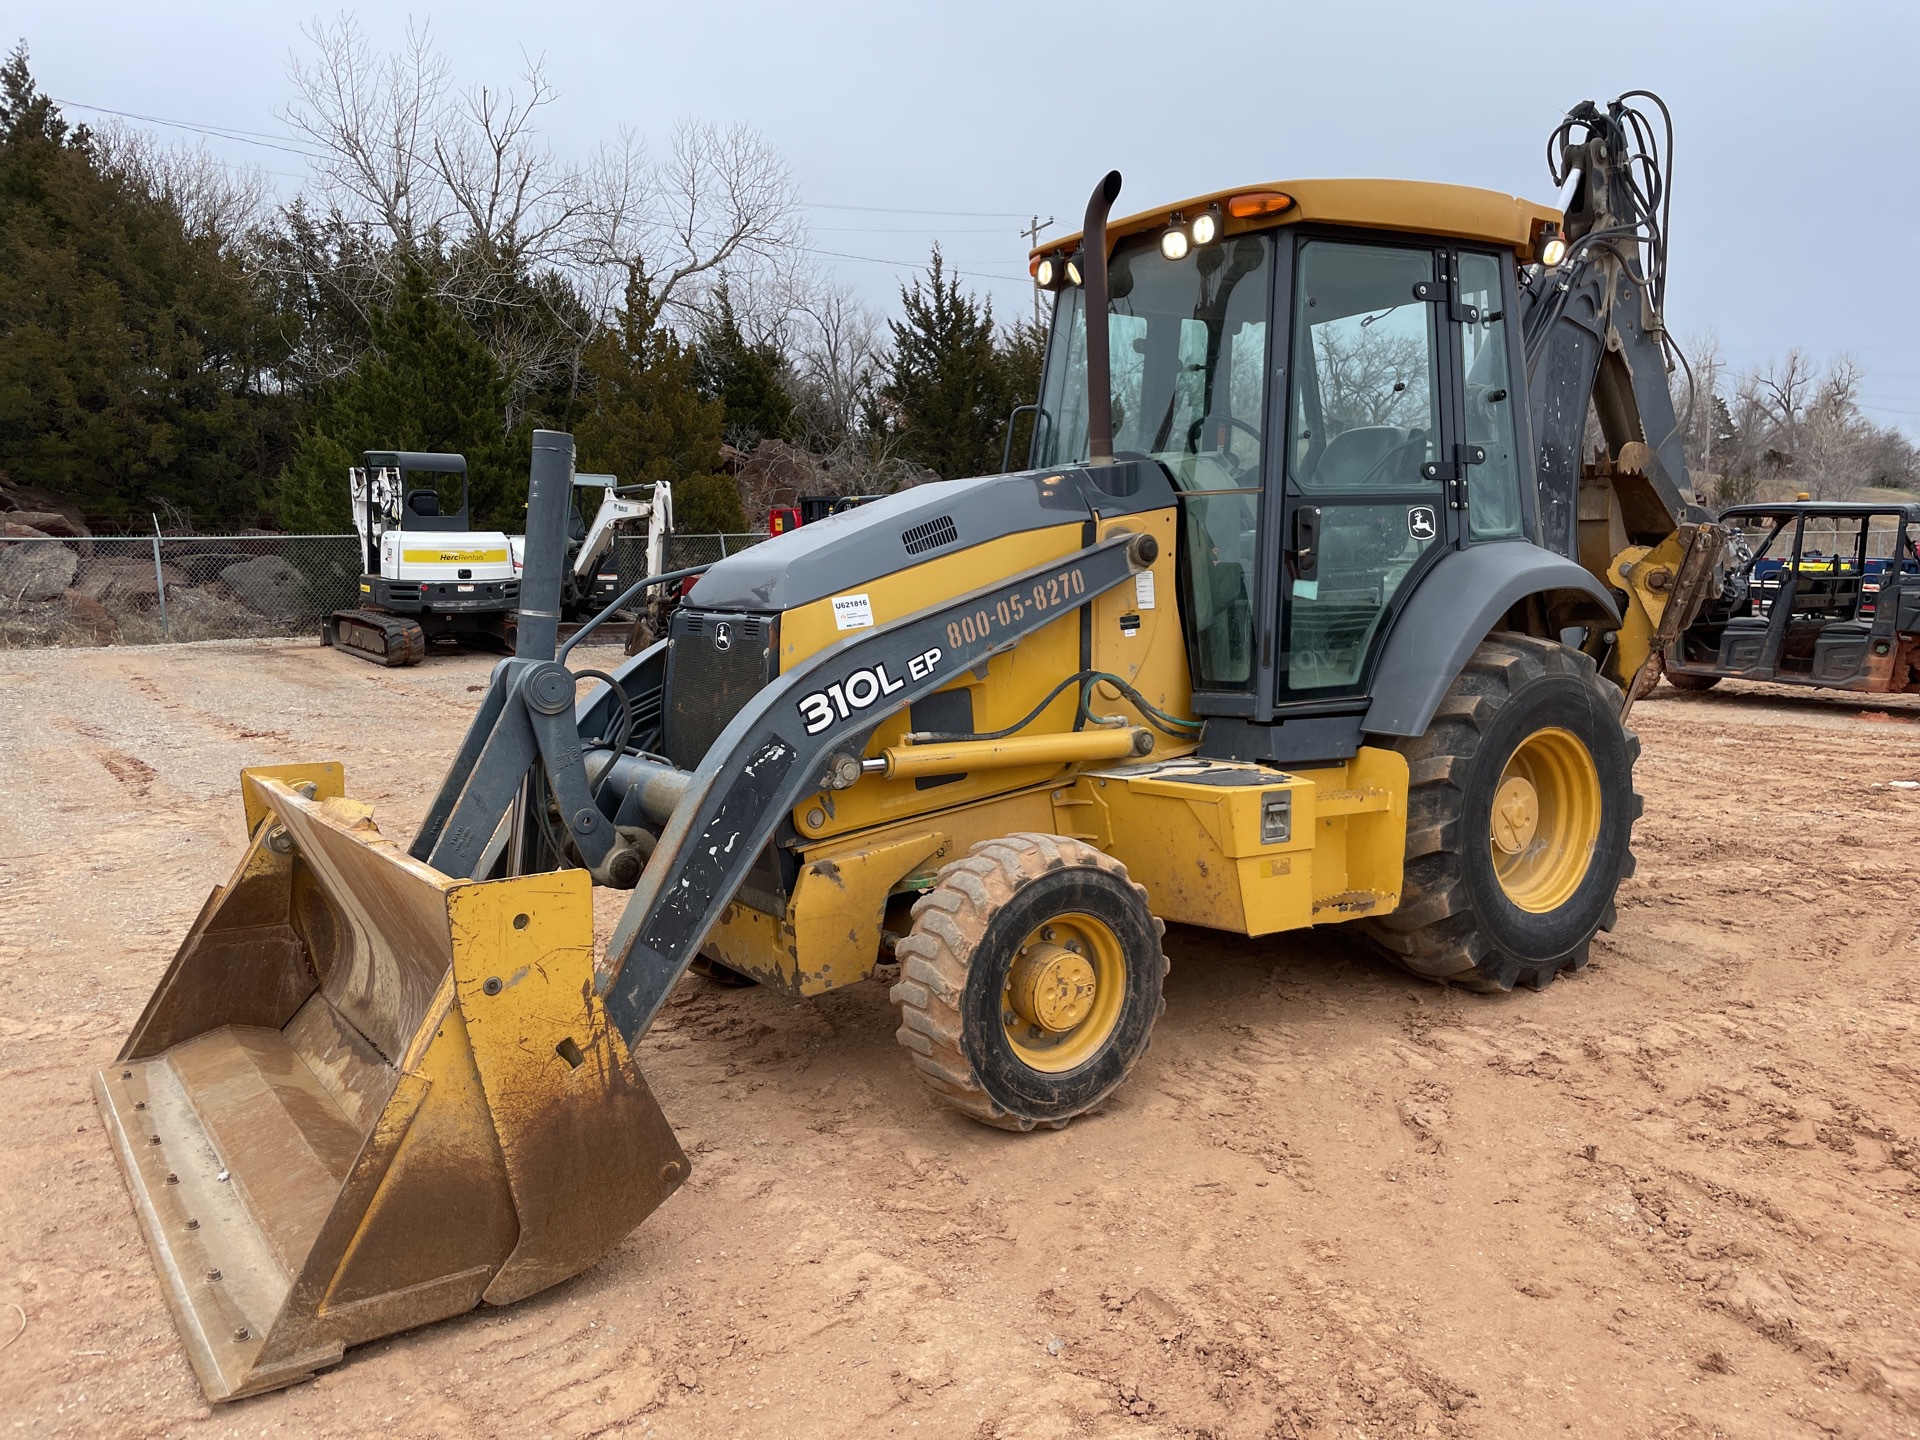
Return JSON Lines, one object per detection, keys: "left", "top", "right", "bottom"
{"left": 1812, "top": 619, "right": 1876, "bottom": 682}
{"left": 1718, "top": 615, "right": 1771, "bottom": 671}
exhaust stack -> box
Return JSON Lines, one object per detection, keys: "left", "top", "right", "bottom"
{"left": 1081, "top": 170, "right": 1123, "bottom": 466}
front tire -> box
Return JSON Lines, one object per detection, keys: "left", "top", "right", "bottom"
{"left": 889, "top": 835, "right": 1167, "bottom": 1131}
{"left": 1361, "top": 634, "right": 1641, "bottom": 991}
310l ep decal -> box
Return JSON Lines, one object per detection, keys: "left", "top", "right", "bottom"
{"left": 797, "top": 647, "right": 943, "bottom": 735}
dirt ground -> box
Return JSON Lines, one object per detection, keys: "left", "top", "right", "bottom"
{"left": 1, "top": 639, "right": 1918, "bottom": 1440}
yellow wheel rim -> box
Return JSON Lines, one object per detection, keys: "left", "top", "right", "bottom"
{"left": 1002, "top": 912, "right": 1126, "bottom": 1074}
{"left": 1489, "top": 727, "right": 1602, "bottom": 914}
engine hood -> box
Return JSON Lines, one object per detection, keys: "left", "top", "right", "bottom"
{"left": 687, "top": 460, "right": 1177, "bottom": 614}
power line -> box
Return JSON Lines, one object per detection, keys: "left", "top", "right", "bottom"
{"left": 810, "top": 224, "right": 1024, "bottom": 235}
{"left": 802, "top": 200, "right": 1033, "bottom": 219}
{"left": 48, "top": 94, "right": 1051, "bottom": 291}
{"left": 51, "top": 97, "right": 324, "bottom": 159}
{"left": 805, "top": 244, "right": 1025, "bottom": 271}
{"left": 801, "top": 246, "right": 1028, "bottom": 287}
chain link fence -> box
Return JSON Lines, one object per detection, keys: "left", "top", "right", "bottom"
{"left": 0, "top": 530, "right": 775, "bottom": 649}
{"left": 662, "top": 532, "right": 771, "bottom": 576}
{"left": 0, "top": 534, "right": 364, "bottom": 648}
{"left": 600, "top": 533, "right": 771, "bottom": 596}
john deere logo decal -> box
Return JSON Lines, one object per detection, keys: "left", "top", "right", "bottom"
{"left": 713, "top": 622, "right": 732, "bottom": 652}
{"left": 1407, "top": 506, "right": 1437, "bottom": 541}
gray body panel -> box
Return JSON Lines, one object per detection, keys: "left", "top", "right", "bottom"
{"left": 1361, "top": 541, "right": 1619, "bottom": 737}
{"left": 687, "top": 460, "right": 1177, "bottom": 613}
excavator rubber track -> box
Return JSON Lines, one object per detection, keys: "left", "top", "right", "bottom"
{"left": 323, "top": 609, "right": 427, "bottom": 667}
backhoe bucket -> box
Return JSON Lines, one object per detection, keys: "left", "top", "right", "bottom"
{"left": 94, "top": 764, "right": 687, "bottom": 1401}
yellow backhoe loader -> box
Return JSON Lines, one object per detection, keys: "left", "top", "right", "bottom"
{"left": 97, "top": 92, "right": 1727, "bottom": 1400}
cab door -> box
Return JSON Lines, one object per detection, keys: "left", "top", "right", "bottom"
{"left": 1276, "top": 237, "right": 1459, "bottom": 698}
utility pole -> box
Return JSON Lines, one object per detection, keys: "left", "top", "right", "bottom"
{"left": 1021, "top": 213, "right": 1054, "bottom": 327}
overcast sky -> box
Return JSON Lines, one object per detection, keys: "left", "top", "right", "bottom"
{"left": 13, "top": 0, "right": 1918, "bottom": 435}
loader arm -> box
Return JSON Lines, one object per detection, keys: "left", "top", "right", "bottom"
{"left": 598, "top": 531, "right": 1151, "bottom": 1038}
{"left": 416, "top": 471, "right": 1153, "bottom": 1044}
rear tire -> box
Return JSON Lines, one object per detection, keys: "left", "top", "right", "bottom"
{"left": 889, "top": 834, "right": 1167, "bottom": 1131}
{"left": 1664, "top": 667, "right": 1721, "bottom": 691}
{"left": 1361, "top": 634, "right": 1641, "bottom": 992}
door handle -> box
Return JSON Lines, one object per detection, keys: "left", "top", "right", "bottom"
{"left": 1292, "top": 506, "right": 1321, "bottom": 582}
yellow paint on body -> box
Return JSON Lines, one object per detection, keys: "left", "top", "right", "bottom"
{"left": 781, "top": 510, "right": 1195, "bottom": 843}
{"left": 783, "top": 520, "right": 1102, "bottom": 840}
{"left": 1039, "top": 177, "right": 1563, "bottom": 264}
{"left": 1052, "top": 749, "right": 1408, "bottom": 935}
{"left": 1608, "top": 530, "right": 1689, "bottom": 685}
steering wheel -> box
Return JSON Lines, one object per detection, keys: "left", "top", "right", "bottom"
{"left": 1347, "top": 429, "right": 1430, "bottom": 490}
{"left": 1187, "top": 414, "right": 1263, "bottom": 481}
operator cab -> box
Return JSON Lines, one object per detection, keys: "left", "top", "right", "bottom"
{"left": 1667, "top": 502, "right": 1920, "bottom": 693}
{"left": 1032, "top": 182, "right": 1547, "bottom": 760}
{"left": 367, "top": 450, "right": 472, "bottom": 534}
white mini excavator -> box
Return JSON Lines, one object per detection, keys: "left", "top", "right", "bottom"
{"left": 323, "top": 451, "right": 519, "bottom": 665}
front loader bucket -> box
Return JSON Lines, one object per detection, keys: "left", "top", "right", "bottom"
{"left": 94, "top": 764, "right": 687, "bottom": 1401}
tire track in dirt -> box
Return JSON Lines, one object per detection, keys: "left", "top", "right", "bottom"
{"left": 4, "top": 657, "right": 1920, "bottom": 1437}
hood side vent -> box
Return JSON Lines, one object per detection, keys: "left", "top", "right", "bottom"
{"left": 902, "top": 515, "right": 959, "bottom": 555}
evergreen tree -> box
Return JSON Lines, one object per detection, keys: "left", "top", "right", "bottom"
{"left": 692, "top": 283, "right": 794, "bottom": 452}
{"left": 880, "top": 246, "right": 1029, "bottom": 480}
{"left": 997, "top": 319, "right": 1048, "bottom": 469}
{"left": 672, "top": 472, "right": 751, "bottom": 534}
{"left": 576, "top": 277, "right": 745, "bottom": 532}
{"left": 0, "top": 44, "right": 286, "bottom": 524}
{"left": 277, "top": 267, "right": 525, "bottom": 531}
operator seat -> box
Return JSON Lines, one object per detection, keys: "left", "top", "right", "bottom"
{"left": 1311, "top": 426, "right": 1417, "bottom": 488}
{"left": 408, "top": 490, "right": 442, "bottom": 518}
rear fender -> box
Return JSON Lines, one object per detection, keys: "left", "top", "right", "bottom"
{"left": 1361, "top": 542, "right": 1619, "bottom": 737}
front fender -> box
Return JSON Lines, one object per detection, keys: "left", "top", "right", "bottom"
{"left": 1361, "top": 541, "right": 1619, "bottom": 737}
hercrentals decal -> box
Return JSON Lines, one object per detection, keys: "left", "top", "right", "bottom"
{"left": 401, "top": 548, "right": 509, "bottom": 564}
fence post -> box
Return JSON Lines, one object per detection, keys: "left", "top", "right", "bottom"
{"left": 150, "top": 514, "right": 171, "bottom": 640}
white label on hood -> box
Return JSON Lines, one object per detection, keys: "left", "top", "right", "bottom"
{"left": 832, "top": 593, "right": 874, "bottom": 630}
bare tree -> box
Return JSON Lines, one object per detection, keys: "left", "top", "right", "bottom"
{"left": 575, "top": 119, "right": 802, "bottom": 330}
{"left": 783, "top": 278, "right": 886, "bottom": 450}
{"left": 276, "top": 17, "right": 805, "bottom": 427}
{"left": 285, "top": 17, "right": 451, "bottom": 250}
{"left": 1706, "top": 349, "right": 1918, "bottom": 502}
{"left": 88, "top": 122, "right": 270, "bottom": 245}
{"left": 1313, "top": 314, "right": 1430, "bottom": 432}
{"left": 1681, "top": 330, "right": 1723, "bottom": 481}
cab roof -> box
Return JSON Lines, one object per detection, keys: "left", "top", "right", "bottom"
{"left": 1722, "top": 501, "right": 1920, "bottom": 520}
{"left": 1034, "top": 179, "right": 1562, "bottom": 265}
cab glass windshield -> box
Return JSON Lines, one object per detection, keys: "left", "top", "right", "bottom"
{"left": 1033, "top": 232, "right": 1273, "bottom": 488}
{"left": 1033, "top": 230, "right": 1274, "bottom": 692}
